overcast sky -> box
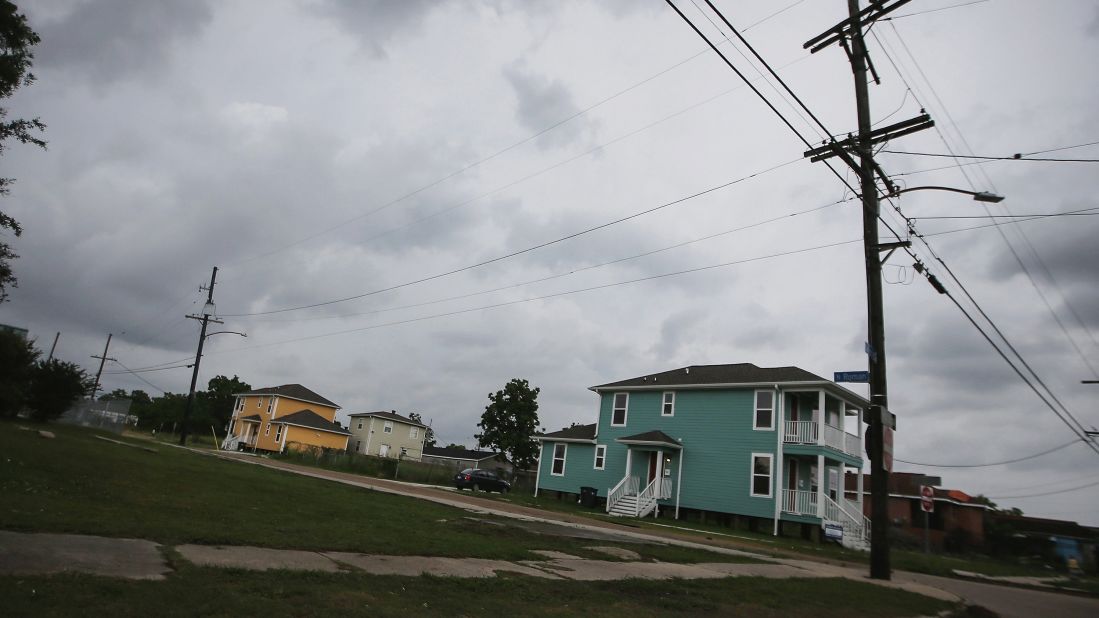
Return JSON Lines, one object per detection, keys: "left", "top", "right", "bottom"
{"left": 4, "top": 0, "right": 1098, "bottom": 524}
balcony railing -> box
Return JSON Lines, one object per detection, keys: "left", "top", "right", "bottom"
{"left": 781, "top": 489, "right": 818, "bottom": 516}
{"left": 785, "top": 421, "right": 862, "bottom": 458}
{"left": 783, "top": 420, "right": 818, "bottom": 444}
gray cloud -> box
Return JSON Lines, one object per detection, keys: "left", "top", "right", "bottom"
{"left": 31, "top": 0, "right": 213, "bottom": 85}
{"left": 503, "top": 61, "right": 597, "bottom": 150}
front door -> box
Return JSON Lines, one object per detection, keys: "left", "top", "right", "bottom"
{"left": 647, "top": 452, "right": 657, "bottom": 484}
{"left": 786, "top": 460, "right": 798, "bottom": 511}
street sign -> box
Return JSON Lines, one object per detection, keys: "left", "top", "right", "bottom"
{"left": 883, "top": 427, "right": 894, "bottom": 472}
{"left": 920, "top": 485, "right": 934, "bottom": 513}
{"left": 834, "top": 371, "right": 870, "bottom": 383}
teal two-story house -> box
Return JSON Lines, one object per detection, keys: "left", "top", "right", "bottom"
{"left": 534, "top": 363, "right": 872, "bottom": 549}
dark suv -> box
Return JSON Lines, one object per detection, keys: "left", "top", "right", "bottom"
{"left": 454, "top": 468, "right": 511, "bottom": 493}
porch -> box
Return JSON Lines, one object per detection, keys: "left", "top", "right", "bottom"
{"left": 605, "top": 430, "right": 681, "bottom": 519}
{"left": 781, "top": 390, "right": 863, "bottom": 459}
{"left": 222, "top": 416, "right": 262, "bottom": 450}
{"left": 779, "top": 452, "right": 870, "bottom": 550}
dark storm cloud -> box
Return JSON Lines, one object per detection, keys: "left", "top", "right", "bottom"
{"left": 31, "top": 0, "right": 213, "bottom": 84}
{"left": 309, "top": 0, "right": 443, "bottom": 57}
{"left": 502, "top": 62, "right": 596, "bottom": 150}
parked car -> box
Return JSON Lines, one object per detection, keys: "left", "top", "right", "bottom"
{"left": 454, "top": 468, "right": 511, "bottom": 493}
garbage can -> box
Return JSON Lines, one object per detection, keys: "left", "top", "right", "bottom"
{"left": 579, "top": 486, "right": 598, "bottom": 508}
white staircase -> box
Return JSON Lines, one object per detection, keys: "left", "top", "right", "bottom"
{"left": 822, "top": 495, "right": 871, "bottom": 551}
{"left": 606, "top": 475, "right": 660, "bottom": 518}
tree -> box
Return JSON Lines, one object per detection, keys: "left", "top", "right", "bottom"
{"left": 0, "top": 329, "right": 37, "bottom": 416}
{"left": 26, "top": 358, "right": 87, "bottom": 421}
{"left": 476, "top": 378, "right": 541, "bottom": 469}
{"left": 202, "top": 374, "right": 250, "bottom": 430}
{"left": 0, "top": 2, "right": 46, "bottom": 302}
{"left": 407, "top": 412, "right": 435, "bottom": 447}
{"left": 444, "top": 443, "right": 468, "bottom": 450}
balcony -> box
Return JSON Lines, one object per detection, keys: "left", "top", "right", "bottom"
{"left": 783, "top": 421, "right": 862, "bottom": 459}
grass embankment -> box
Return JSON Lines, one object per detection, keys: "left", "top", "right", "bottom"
{"left": 0, "top": 421, "right": 728, "bottom": 563}
{"left": 0, "top": 569, "right": 953, "bottom": 618}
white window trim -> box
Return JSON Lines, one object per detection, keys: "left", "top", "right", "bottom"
{"left": 274, "top": 424, "right": 283, "bottom": 442}
{"left": 750, "top": 452, "right": 773, "bottom": 498}
{"left": 410, "top": 427, "right": 419, "bottom": 439}
{"left": 593, "top": 444, "right": 606, "bottom": 470}
{"left": 661, "top": 391, "right": 675, "bottom": 416}
{"left": 611, "top": 392, "right": 629, "bottom": 426}
{"left": 753, "top": 389, "right": 775, "bottom": 431}
{"left": 357, "top": 420, "right": 363, "bottom": 430}
{"left": 264, "top": 422, "right": 271, "bottom": 436}
{"left": 383, "top": 420, "right": 393, "bottom": 434}
{"left": 257, "top": 398, "right": 262, "bottom": 408}
{"left": 551, "top": 443, "right": 567, "bottom": 476}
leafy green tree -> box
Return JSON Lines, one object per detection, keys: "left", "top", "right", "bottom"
{"left": 99, "top": 388, "right": 129, "bottom": 401}
{"left": 0, "top": 2, "right": 46, "bottom": 302}
{"left": 202, "top": 374, "right": 250, "bottom": 430}
{"left": 0, "top": 329, "right": 37, "bottom": 416}
{"left": 444, "top": 443, "right": 467, "bottom": 450}
{"left": 26, "top": 359, "right": 87, "bottom": 421}
{"left": 476, "top": 378, "right": 541, "bottom": 469}
{"left": 408, "top": 412, "right": 435, "bottom": 447}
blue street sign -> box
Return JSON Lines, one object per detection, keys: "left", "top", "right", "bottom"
{"left": 834, "top": 371, "right": 870, "bottom": 383}
{"left": 864, "top": 341, "right": 877, "bottom": 362}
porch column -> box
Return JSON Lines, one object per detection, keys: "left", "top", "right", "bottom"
{"left": 655, "top": 449, "right": 663, "bottom": 517}
{"left": 817, "top": 391, "right": 826, "bottom": 445}
{"left": 625, "top": 447, "right": 632, "bottom": 482}
{"left": 534, "top": 442, "right": 544, "bottom": 497}
{"left": 675, "top": 447, "right": 684, "bottom": 520}
{"left": 816, "top": 454, "right": 825, "bottom": 518}
{"left": 857, "top": 465, "right": 864, "bottom": 515}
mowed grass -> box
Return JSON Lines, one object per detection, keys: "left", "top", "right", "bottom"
{"left": 0, "top": 568, "right": 955, "bottom": 618}
{"left": 0, "top": 421, "right": 736, "bottom": 563}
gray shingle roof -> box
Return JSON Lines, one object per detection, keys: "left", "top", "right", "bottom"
{"left": 537, "top": 423, "right": 597, "bottom": 441}
{"left": 238, "top": 384, "right": 340, "bottom": 409}
{"left": 591, "top": 363, "right": 825, "bottom": 390}
{"left": 616, "top": 430, "right": 682, "bottom": 449}
{"left": 346, "top": 410, "right": 426, "bottom": 428}
{"left": 277, "top": 409, "right": 351, "bottom": 435}
{"left": 422, "top": 446, "right": 501, "bottom": 461}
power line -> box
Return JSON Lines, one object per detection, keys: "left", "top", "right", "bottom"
{"left": 911, "top": 206, "right": 1099, "bottom": 220}
{"left": 883, "top": 0, "right": 991, "bottom": 21}
{"left": 989, "top": 479, "right": 1099, "bottom": 501}
{"left": 221, "top": 3, "right": 806, "bottom": 272}
{"left": 109, "top": 360, "right": 167, "bottom": 394}
{"left": 243, "top": 197, "right": 852, "bottom": 325}
{"left": 895, "top": 439, "right": 1082, "bottom": 468}
{"left": 222, "top": 156, "right": 803, "bottom": 317}
{"left": 882, "top": 150, "right": 1099, "bottom": 163}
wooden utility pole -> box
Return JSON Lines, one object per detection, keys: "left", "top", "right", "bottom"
{"left": 89, "top": 333, "right": 116, "bottom": 400}
{"left": 46, "top": 331, "right": 60, "bottom": 361}
{"left": 180, "top": 267, "right": 222, "bottom": 446}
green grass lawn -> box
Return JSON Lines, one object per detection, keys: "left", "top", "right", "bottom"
{"left": 0, "top": 568, "right": 954, "bottom": 618}
{"left": 0, "top": 421, "right": 734, "bottom": 563}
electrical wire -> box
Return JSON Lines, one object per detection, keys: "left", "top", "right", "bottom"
{"left": 989, "top": 479, "right": 1099, "bottom": 501}
{"left": 895, "top": 438, "right": 1082, "bottom": 468}
{"left": 110, "top": 360, "right": 168, "bottom": 394}
{"left": 881, "top": 150, "right": 1099, "bottom": 163}
{"left": 883, "top": 0, "right": 991, "bottom": 21}
{"left": 222, "top": 156, "right": 803, "bottom": 317}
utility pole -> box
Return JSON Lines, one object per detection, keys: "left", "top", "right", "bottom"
{"left": 803, "top": 0, "right": 929, "bottom": 581}
{"left": 89, "top": 333, "right": 116, "bottom": 400}
{"left": 46, "top": 331, "right": 60, "bottom": 362}
{"left": 180, "top": 267, "right": 222, "bottom": 446}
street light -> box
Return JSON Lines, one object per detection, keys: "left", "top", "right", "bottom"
{"left": 886, "top": 185, "right": 1005, "bottom": 203}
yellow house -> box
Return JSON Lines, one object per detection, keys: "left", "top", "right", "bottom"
{"left": 224, "top": 384, "right": 349, "bottom": 453}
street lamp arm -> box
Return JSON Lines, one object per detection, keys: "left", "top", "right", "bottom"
{"left": 205, "top": 330, "right": 247, "bottom": 339}
{"left": 886, "top": 185, "right": 1004, "bottom": 203}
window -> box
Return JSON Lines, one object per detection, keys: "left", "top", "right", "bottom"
{"left": 410, "top": 427, "right": 419, "bottom": 439}
{"left": 611, "top": 393, "right": 628, "bottom": 426}
{"left": 264, "top": 423, "right": 271, "bottom": 436}
{"left": 754, "top": 390, "right": 774, "bottom": 430}
{"left": 662, "top": 392, "right": 675, "bottom": 416}
{"left": 750, "top": 453, "right": 773, "bottom": 497}
{"left": 357, "top": 420, "right": 363, "bottom": 430}
{"left": 257, "top": 398, "right": 262, "bottom": 408}
{"left": 383, "top": 421, "right": 393, "bottom": 434}
{"left": 274, "top": 424, "right": 283, "bottom": 442}
{"left": 379, "top": 444, "right": 390, "bottom": 457}
{"left": 268, "top": 399, "right": 275, "bottom": 417}
{"left": 354, "top": 440, "right": 360, "bottom": 452}
{"left": 551, "top": 443, "right": 567, "bottom": 476}
{"left": 594, "top": 445, "right": 606, "bottom": 470}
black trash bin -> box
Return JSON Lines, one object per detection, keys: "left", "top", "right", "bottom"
{"left": 579, "top": 486, "right": 598, "bottom": 508}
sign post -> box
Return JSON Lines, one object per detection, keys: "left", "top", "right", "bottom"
{"left": 920, "top": 485, "right": 934, "bottom": 553}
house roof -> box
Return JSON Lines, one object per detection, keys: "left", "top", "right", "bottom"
{"left": 536, "top": 423, "right": 597, "bottom": 442}
{"left": 616, "top": 430, "right": 682, "bottom": 450}
{"left": 236, "top": 384, "right": 340, "bottom": 409}
{"left": 591, "top": 363, "right": 871, "bottom": 407}
{"left": 276, "top": 409, "right": 351, "bottom": 436}
{"left": 346, "top": 410, "right": 426, "bottom": 428}
{"left": 422, "top": 446, "right": 501, "bottom": 462}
